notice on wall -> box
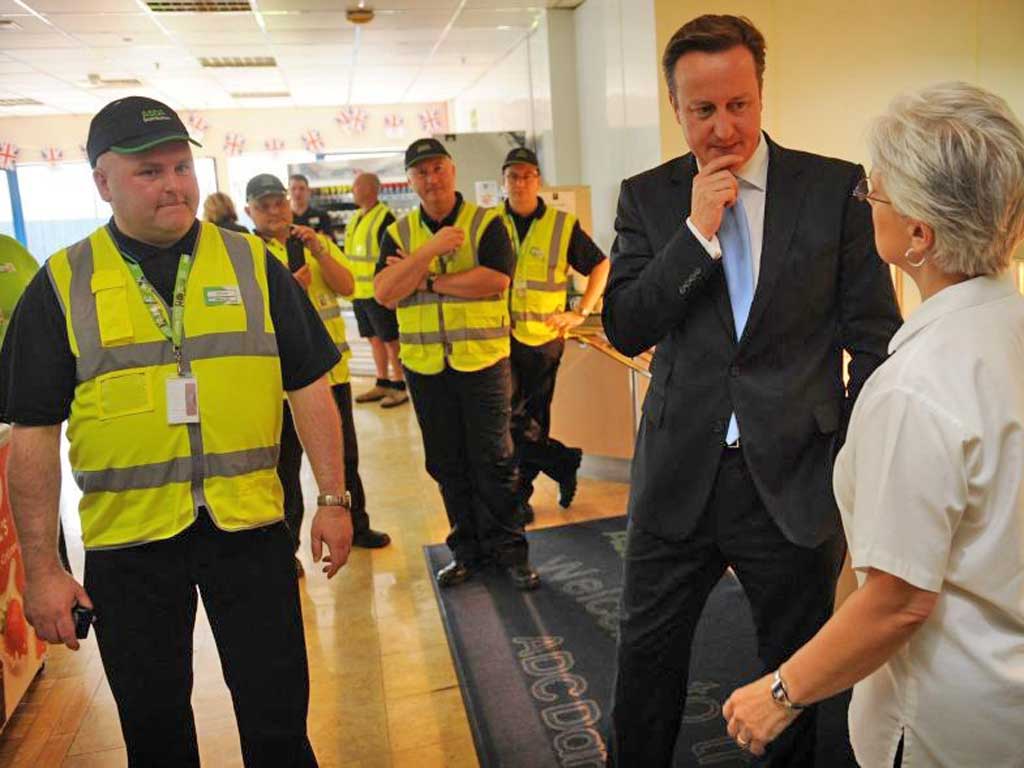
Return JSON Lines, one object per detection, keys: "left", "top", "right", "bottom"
{"left": 475, "top": 180, "right": 501, "bottom": 208}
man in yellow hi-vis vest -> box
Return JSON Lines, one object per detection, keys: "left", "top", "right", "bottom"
{"left": 375, "top": 138, "right": 539, "bottom": 591}
{"left": 0, "top": 97, "right": 350, "bottom": 767}
{"left": 345, "top": 173, "right": 408, "bottom": 408}
{"left": 497, "top": 147, "right": 610, "bottom": 522}
{"left": 246, "top": 173, "right": 391, "bottom": 558}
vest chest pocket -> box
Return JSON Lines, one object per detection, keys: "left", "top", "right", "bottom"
{"left": 97, "top": 369, "right": 154, "bottom": 420}
{"left": 91, "top": 269, "right": 134, "bottom": 346}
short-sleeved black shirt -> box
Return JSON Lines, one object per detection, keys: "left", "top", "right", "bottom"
{"left": 293, "top": 206, "right": 337, "bottom": 237}
{"left": 506, "top": 197, "right": 607, "bottom": 275}
{"left": 376, "top": 192, "right": 515, "bottom": 278}
{"left": 0, "top": 218, "right": 339, "bottom": 426}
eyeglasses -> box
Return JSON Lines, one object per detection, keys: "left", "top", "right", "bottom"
{"left": 852, "top": 177, "right": 891, "bottom": 206}
{"left": 505, "top": 172, "right": 539, "bottom": 185}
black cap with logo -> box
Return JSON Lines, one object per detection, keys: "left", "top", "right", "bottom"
{"left": 86, "top": 96, "right": 200, "bottom": 167}
{"left": 245, "top": 173, "right": 287, "bottom": 201}
{"left": 502, "top": 146, "right": 539, "bottom": 171}
{"left": 404, "top": 138, "right": 450, "bottom": 169}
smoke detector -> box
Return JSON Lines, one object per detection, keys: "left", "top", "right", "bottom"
{"left": 346, "top": 6, "right": 374, "bottom": 24}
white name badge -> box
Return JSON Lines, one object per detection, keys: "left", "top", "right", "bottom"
{"left": 166, "top": 376, "right": 200, "bottom": 424}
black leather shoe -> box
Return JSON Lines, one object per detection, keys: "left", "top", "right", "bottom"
{"left": 436, "top": 560, "right": 474, "bottom": 588}
{"left": 352, "top": 529, "right": 391, "bottom": 549}
{"left": 558, "top": 449, "right": 583, "bottom": 508}
{"left": 506, "top": 563, "right": 541, "bottom": 591}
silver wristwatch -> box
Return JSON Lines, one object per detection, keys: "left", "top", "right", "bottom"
{"left": 770, "top": 668, "right": 806, "bottom": 710}
{"left": 316, "top": 491, "right": 352, "bottom": 509}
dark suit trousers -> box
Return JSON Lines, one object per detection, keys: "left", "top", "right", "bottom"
{"left": 404, "top": 358, "right": 528, "bottom": 565}
{"left": 510, "top": 337, "right": 579, "bottom": 501}
{"left": 278, "top": 382, "right": 370, "bottom": 551}
{"left": 84, "top": 514, "right": 317, "bottom": 768}
{"left": 608, "top": 448, "right": 845, "bottom": 767}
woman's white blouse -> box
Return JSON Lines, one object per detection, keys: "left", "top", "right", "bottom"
{"left": 834, "top": 274, "right": 1024, "bottom": 768}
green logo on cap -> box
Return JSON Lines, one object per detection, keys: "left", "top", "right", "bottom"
{"left": 142, "top": 108, "right": 171, "bottom": 123}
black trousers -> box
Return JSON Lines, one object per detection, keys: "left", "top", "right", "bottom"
{"left": 84, "top": 514, "right": 317, "bottom": 768}
{"left": 510, "top": 337, "right": 580, "bottom": 501}
{"left": 608, "top": 449, "right": 846, "bottom": 767}
{"left": 278, "top": 382, "right": 369, "bottom": 551}
{"left": 404, "top": 358, "right": 528, "bottom": 565}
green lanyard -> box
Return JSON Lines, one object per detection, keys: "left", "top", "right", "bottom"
{"left": 122, "top": 253, "right": 194, "bottom": 373}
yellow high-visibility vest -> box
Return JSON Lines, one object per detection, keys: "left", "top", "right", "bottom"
{"left": 497, "top": 201, "right": 575, "bottom": 346}
{"left": 386, "top": 201, "right": 509, "bottom": 375}
{"left": 263, "top": 234, "right": 350, "bottom": 385}
{"left": 343, "top": 202, "right": 391, "bottom": 300}
{"left": 47, "top": 223, "right": 284, "bottom": 549}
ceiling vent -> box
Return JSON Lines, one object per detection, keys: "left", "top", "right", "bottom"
{"left": 200, "top": 56, "right": 276, "bottom": 68}
{"left": 84, "top": 73, "right": 143, "bottom": 88}
{"left": 346, "top": 6, "right": 374, "bottom": 25}
{"left": 0, "top": 98, "right": 42, "bottom": 106}
{"left": 230, "top": 91, "right": 290, "bottom": 99}
{"left": 146, "top": 1, "right": 251, "bottom": 11}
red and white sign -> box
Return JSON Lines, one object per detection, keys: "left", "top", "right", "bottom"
{"left": 383, "top": 113, "right": 405, "bottom": 140}
{"left": 264, "top": 137, "right": 286, "bottom": 154}
{"left": 223, "top": 132, "right": 246, "bottom": 156}
{"left": 335, "top": 106, "right": 369, "bottom": 136}
{"left": 0, "top": 143, "right": 17, "bottom": 171}
{"left": 0, "top": 429, "right": 46, "bottom": 732}
{"left": 301, "top": 129, "right": 325, "bottom": 153}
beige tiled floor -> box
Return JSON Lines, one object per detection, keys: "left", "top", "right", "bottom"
{"left": 0, "top": 376, "right": 628, "bottom": 767}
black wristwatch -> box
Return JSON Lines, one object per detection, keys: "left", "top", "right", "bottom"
{"left": 426, "top": 274, "right": 437, "bottom": 293}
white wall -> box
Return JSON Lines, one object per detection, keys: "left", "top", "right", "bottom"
{"left": 575, "top": 0, "right": 661, "bottom": 252}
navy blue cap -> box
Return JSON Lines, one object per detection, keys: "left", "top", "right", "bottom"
{"left": 87, "top": 96, "right": 200, "bottom": 167}
{"left": 405, "top": 138, "right": 450, "bottom": 169}
{"left": 502, "top": 146, "right": 539, "bottom": 171}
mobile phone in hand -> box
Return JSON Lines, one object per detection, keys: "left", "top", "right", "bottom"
{"left": 72, "top": 604, "right": 94, "bottom": 639}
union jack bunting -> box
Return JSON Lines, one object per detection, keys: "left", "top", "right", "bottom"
{"left": 0, "top": 142, "right": 18, "bottom": 170}
{"left": 383, "top": 113, "right": 405, "bottom": 139}
{"left": 418, "top": 106, "right": 445, "bottom": 133}
{"left": 264, "top": 137, "right": 286, "bottom": 153}
{"left": 301, "top": 129, "right": 325, "bottom": 153}
{"left": 335, "top": 106, "right": 368, "bottom": 135}
{"left": 223, "top": 132, "right": 246, "bottom": 156}
{"left": 41, "top": 146, "right": 63, "bottom": 166}
{"left": 186, "top": 113, "right": 209, "bottom": 140}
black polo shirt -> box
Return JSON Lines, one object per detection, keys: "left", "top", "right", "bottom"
{"left": 0, "top": 218, "right": 339, "bottom": 426}
{"left": 292, "top": 206, "right": 335, "bottom": 237}
{"left": 376, "top": 192, "right": 515, "bottom": 277}
{"left": 506, "top": 197, "right": 607, "bottom": 275}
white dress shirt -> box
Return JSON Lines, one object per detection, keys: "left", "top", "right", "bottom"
{"left": 686, "top": 131, "right": 768, "bottom": 284}
{"left": 833, "top": 274, "right": 1024, "bottom": 767}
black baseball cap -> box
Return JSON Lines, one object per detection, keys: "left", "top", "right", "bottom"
{"left": 405, "top": 138, "right": 450, "bottom": 169}
{"left": 86, "top": 96, "right": 200, "bottom": 167}
{"left": 245, "top": 173, "right": 287, "bottom": 201}
{"left": 502, "top": 146, "right": 539, "bottom": 171}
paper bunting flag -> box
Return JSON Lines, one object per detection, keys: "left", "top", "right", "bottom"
{"left": 418, "top": 106, "right": 445, "bottom": 133}
{"left": 0, "top": 142, "right": 19, "bottom": 170}
{"left": 383, "top": 113, "right": 405, "bottom": 140}
{"left": 223, "top": 132, "right": 246, "bottom": 156}
{"left": 301, "top": 129, "right": 325, "bottom": 153}
{"left": 264, "top": 137, "right": 286, "bottom": 153}
{"left": 186, "top": 113, "right": 209, "bottom": 141}
{"left": 335, "top": 106, "right": 369, "bottom": 135}
{"left": 41, "top": 146, "right": 63, "bottom": 166}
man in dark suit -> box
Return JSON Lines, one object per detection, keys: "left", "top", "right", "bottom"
{"left": 602, "top": 15, "right": 901, "bottom": 767}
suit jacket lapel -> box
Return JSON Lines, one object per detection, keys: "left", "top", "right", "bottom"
{"left": 742, "top": 138, "right": 807, "bottom": 343}
{"left": 671, "top": 153, "right": 736, "bottom": 338}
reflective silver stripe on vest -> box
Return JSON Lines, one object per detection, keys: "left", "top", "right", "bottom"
{"left": 64, "top": 228, "right": 279, "bottom": 382}
{"left": 468, "top": 206, "right": 487, "bottom": 266}
{"left": 398, "top": 291, "right": 500, "bottom": 308}
{"left": 336, "top": 341, "right": 350, "bottom": 355}
{"left": 318, "top": 305, "right": 342, "bottom": 320}
{"left": 511, "top": 310, "right": 556, "bottom": 324}
{"left": 545, "top": 210, "right": 568, "bottom": 290}
{"left": 73, "top": 445, "right": 280, "bottom": 493}
{"left": 365, "top": 204, "right": 388, "bottom": 257}
{"left": 354, "top": 275, "right": 374, "bottom": 283}
{"left": 400, "top": 326, "right": 507, "bottom": 346}
{"left": 395, "top": 217, "right": 411, "bottom": 254}
{"left": 45, "top": 262, "right": 68, "bottom": 319}
{"left": 525, "top": 278, "right": 568, "bottom": 291}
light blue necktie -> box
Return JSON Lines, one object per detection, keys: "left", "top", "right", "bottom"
{"left": 719, "top": 197, "right": 753, "bottom": 444}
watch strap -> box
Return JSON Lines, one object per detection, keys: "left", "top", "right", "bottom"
{"left": 317, "top": 491, "right": 351, "bottom": 509}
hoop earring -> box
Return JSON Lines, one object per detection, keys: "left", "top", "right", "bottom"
{"left": 905, "top": 248, "right": 927, "bottom": 268}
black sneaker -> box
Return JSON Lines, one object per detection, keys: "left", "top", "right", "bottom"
{"left": 558, "top": 449, "right": 584, "bottom": 508}
{"left": 505, "top": 562, "right": 541, "bottom": 591}
{"left": 516, "top": 500, "right": 535, "bottom": 525}
{"left": 352, "top": 529, "right": 391, "bottom": 548}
